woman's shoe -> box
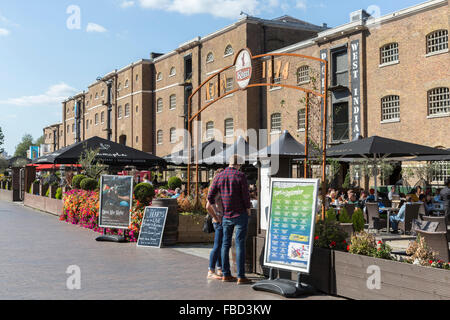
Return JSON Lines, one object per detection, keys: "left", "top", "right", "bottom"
{"left": 207, "top": 271, "right": 222, "bottom": 280}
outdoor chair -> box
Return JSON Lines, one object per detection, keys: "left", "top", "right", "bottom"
{"left": 398, "top": 203, "right": 421, "bottom": 235}
{"left": 366, "top": 202, "right": 386, "bottom": 232}
{"left": 391, "top": 199, "right": 401, "bottom": 209}
{"left": 342, "top": 203, "right": 355, "bottom": 219}
{"left": 422, "top": 216, "right": 449, "bottom": 240}
{"left": 416, "top": 230, "right": 450, "bottom": 262}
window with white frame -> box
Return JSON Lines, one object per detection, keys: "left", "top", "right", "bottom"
{"left": 206, "top": 52, "right": 214, "bottom": 63}
{"left": 428, "top": 87, "right": 449, "bottom": 115}
{"left": 157, "top": 130, "right": 163, "bottom": 144}
{"left": 169, "top": 95, "right": 176, "bottom": 110}
{"left": 118, "top": 83, "right": 122, "bottom": 91}
{"left": 125, "top": 79, "right": 129, "bottom": 88}
{"left": 157, "top": 98, "right": 163, "bottom": 113}
{"left": 206, "top": 121, "right": 214, "bottom": 140}
{"left": 433, "top": 161, "right": 450, "bottom": 183}
{"left": 67, "top": 125, "right": 70, "bottom": 133}
{"left": 136, "top": 74, "right": 139, "bottom": 82}
{"left": 72, "top": 123, "right": 75, "bottom": 133}
{"left": 297, "top": 66, "right": 310, "bottom": 84}
{"left": 118, "top": 105, "right": 123, "bottom": 119}
{"left": 271, "top": 113, "right": 281, "bottom": 132}
{"left": 101, "top": 111, "right": 105, "bottom": 124}
{"left": 224, "top": 118, "right": 233, "bottom": 137}
{"left": 95, "top": 113, "right": 99, "bottom": 125}
{"left": 95, "top": 92, "right": 99, "bottom": 99}
{"left": 226, "top": 78, "right": 233, "bottom": 92}
{"left": 427, "top": 30, "right": 448, "bottom": 54}
{"left": 170, "top": 127, "right": 176, "bottom": 143}
{"left": 380, "top": 43, "right": 399, "bottom": 64}
{"left": 169, "top": 67, "right": 176, "bottom": 77}
{"left": 381, "top": 95, "right": 400, "bottom": 121}
{"left": 224, "top": 45, "right": 234, "bottom": 56}
{"left": 86, "top": 120, "right": 89, "bottom": 130}
{"left": 136, "top": 105, "right": 139, "bottom": 113}
{"left": 298, "top": 109, "right": 306, "bottom": 130}
{"left": 156, "top": 72, "right": 162, "bottom": 81}
{"left": 101, "top": 89, "right": 105, "bottom": 97}
{"left": 125, "top": 104, "right": 130, "bottom": 117}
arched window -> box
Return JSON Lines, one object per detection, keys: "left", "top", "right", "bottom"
{"left": 101, "top": 111, "right": 105, "bottom": 123}
{"left": 381, "top": 95, "right": 400, "bottom": 121}
{"left": 206, "top": 52, "right": 214, "bottom": 63}
{"left": 426, "top": 30, "right": 448, "bottom": 54}
{"left": 380, "top": 42, "right": 399, "bottom": 64}
{"left": 101, "top": 89, "right": 105, "bottom": 97}
{"left": 224, "top": 118, "right": 233, "bottom": 137}
{"left": 297, "top": 66, "right": 310, "bottom": 84}
{"left": 95, "top": 92, "right": 99, "bottom": 99}
{"left": 170, "top": 128, "right": 176, "bottom": 143}
{"left": 95, "top": 113, "right": 99, "bottom": 125}
{"left": 118, "top": 105, "right": 123, "bottom": 119}
{"left": 125, "top": 79, "right": 129, "bottom": 88}
{"left": 156, "top": 72, "right": 163, "bottom": 81}
{"left": 157, "top": 98, "right": 163, "bottom": 113}
{"left": 136, "top": 105, "right": 139, "bottom": 113}
{"left": 157, "top": 130, "right": 163, "bottom": 145}
{"left": 206, "top": 121, "right": 214, "bottom": 140}
{"left": 428, "top": 87, "right": 449, "bottom": 115}
{"left": 224, "top": 45, "right": 234, "bottom": 56}
{"left": 169, "top": 94, "right": 176, "bottom": 110}
{"left": 298, "top": 109, "right": 306, "bottom": 130}
{"left": 169, "top": 67, "right": 176, "bottom": 77}
{"left": 271, "top": 113, "right": 281, "bottom": 132}
{"left": 125, "top": 104, "right": 130, "bottom": 117}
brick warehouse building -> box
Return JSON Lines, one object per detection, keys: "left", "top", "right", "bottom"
{"left": 45, "top": 0, "right": 449, "bottom": 185}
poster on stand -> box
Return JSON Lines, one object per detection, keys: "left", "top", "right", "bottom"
{"left": 263, "top": 178, "right": 319, "bottom": 274}
{"left": 99, "top": 175, "right": 133, "bottom": 229}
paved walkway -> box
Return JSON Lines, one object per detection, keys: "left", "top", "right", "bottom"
{"left": 0, "top": 201, "right": 342, "bottom": 300}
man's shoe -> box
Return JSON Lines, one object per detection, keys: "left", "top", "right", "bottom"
{"left": 237, "top": 277, "right": 252, "bottom": 285}
{"left": 222, "top": 276, "right": 237, "bottom": 282}
{"left": 207, "top": 271, "right": 222, "bottom": 280}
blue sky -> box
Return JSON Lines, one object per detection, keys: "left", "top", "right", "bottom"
{"left": 0, "top": 0, "right": 426, "bottom": 155}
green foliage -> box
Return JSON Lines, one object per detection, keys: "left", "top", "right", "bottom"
{"left": 14, "top": 134, "right": 34, "bottom": 158}
{"left": 349, "top": 232, "right": 392, "bottom": 260}
{"left": 45, "top": 188, "right": 50, "bottom": 197}
{"left": 325, "top": 208, "right": 337, "bottom": 222}
{"left": 29, "top": 185, "right": 32, "bottom": 194}
{"left": 78, "top": 147, "right": 106, "bottom": 180}
{"left": 134, "top": 183, "right": 155, "bottom": 206}
{"left": 72, "top": 174, "right": 87, "bottom": 189}
{"left": 55, "top": 188, "right": 62, "bottom": 200}
{"left": 338, "top": 207, "right": 352, "bottom": 223}
{"left": 352, "top": 208, "right": 365, "bottom": 232}
{"left": 80, "top": 178, "right": 98, "bottom": 191}
{"left": 314, "top": 219, "right": 348, "bottom": 250}
{"left": 342, "top": 171, "right": 351, "bottom": 189}
{"left": 168, "top": 176, "right": 182, "bottom": 190}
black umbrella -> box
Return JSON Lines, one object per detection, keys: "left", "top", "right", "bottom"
{"left": 202, "top": 136, "right": 258, "bottom": 165}
{"left": 404, "top": 149, "right": 450, "bottom": 162}
{"left": 34, "top": 136, "right": 166, "bottom": 167}
{"left": 163, "top": 140, "right": 228, "bottom": 165}
{"left": 249, "top": 130, "right": 306, "bottom": 160}
{"left": 326, "top": 136, "right": 450, "bottom": 199}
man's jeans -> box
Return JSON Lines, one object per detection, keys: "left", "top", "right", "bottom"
{"left": 221, "top": 214, "right": 248, "bottom": 279}
{"left": 208, "top": 222, "right": 223, "bottom": 271}
{"left": 389, "top": 214, "right": 403, "bottom": 232}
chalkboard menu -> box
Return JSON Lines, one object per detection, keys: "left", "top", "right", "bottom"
{"left": 264, "top": 178, "right": 319, "bottom": 274}
{"left": 137, "top": 207, "right": 168, "bottom": 248}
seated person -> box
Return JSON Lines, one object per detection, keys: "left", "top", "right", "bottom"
{"left": 171, "top": 188, "right": 181, "bottom": 199}
{"left": 424, "top": 193, "right": 434, "bottom": 215}
{"left": 389, "top": 195, "right": 412, "bottom": 233}
{"left": 433, "top": 189, "right": 443, "bottom": 203}
{"left": 388, "top": 186, "right": 398, "bottom": 200}
{"left": 346, "top": 192, "right": 359, "bottom": 206}
{"left": 367, "top": 189, "right": 376, "bottom": 202}
{"left": 408, "top": 188, "right": 419, "bottom": 202}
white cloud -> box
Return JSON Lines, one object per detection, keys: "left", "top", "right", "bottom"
{"left": 120, "top": 1, "right": 135, "bottom": 8}
{"left": 86, "top": 22, "right": 107, "bottom": 33}
{"left": 0, "top": 83, "right": 78, "bottom": 106}
{"left": 0, "top": 28, "right": 10, "bottom": 36}
{"left": 295, "top": 0, "right": 307, "bottom": 10}
{"left": 138, "top": 0, "right": 261, "bottom": 19}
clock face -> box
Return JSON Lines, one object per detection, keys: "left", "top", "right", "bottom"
{"left": 235, "top": 49, "right": 252, "bottom": 90}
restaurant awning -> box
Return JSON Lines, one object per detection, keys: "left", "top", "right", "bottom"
{"left": 201, "top": 136, "right": 258, "bottom": 165}
{"left": 163, "top": 140, "right": 228, "bottom": 165}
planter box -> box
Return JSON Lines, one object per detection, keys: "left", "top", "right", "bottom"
{"left": 0, "top": 188, "right": 13, "bottom": 202}
{"left": 32, "top": 183, "right": 40, "bottom": 195}
{"left": 24, "top": 193, "right": 64, "bottom": 216}
{"left": 177, "top": 214, "right": 215, "bottom": 243}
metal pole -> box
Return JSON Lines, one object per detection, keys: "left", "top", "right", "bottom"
{"left": 321, "top": 61, "right": 329, "bottom": 220}
{"left": 304, "top": 93, "right": 309, "bottom": 179}
{"left": 106, "top": 80, "right": 112, "bottom": 141}
{"left": 187, "top": 97, "right": 192, "bottom": 196}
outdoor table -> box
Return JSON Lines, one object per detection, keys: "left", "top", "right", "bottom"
{"left": 380, "top": 207, "right": 400, "bottom": 232}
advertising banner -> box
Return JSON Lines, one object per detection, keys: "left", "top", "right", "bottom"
{"left": 264, "top": 178, "right": 319, "bottom": 273}
{"left": 99, "top": 175, "right": 133, "bottom": 229}
{"left": 29, "top": 146, "right": 40, "bottom": 160}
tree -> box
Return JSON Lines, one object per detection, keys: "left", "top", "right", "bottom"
{"left": 78, "top": 146, "right": 106, "bottom": 180}
{"left": 14, "top": 134, "right": 34, "bottom": 158}
{"left": 0, "top": 127, "right": 4, "bottom": 154}
{"left": 34, "top": 135, "right": 45, "bottom": 146}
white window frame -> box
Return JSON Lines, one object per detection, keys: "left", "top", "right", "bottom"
{"left": 157, "top": 130, "right": 163, "bottom": 145}
{"left": 157, "top": 98, "right": 163, "bottom": 113}
{"left": 156, "top": 72, "right": 163, "bottom": 82}
{"left": 124, "top": 104, "right": 130, "bottom": 117}
{"left": 169, "top": 94, "right": 176, "bottom": 110}
{"left": 298, "top": 109, "right": 306, "bottom": 131}
{"left": 224, "top": 45, "right": 234, "bottom": 57}
{"left": 380, "top": 43, "right": 399, "bottom": 65}
{"left": 101, "top": 111, "right": 105, "bottom": 124}
{"left": 206, "top": 121, "right": 214, "bottom": 140}
{"left": 224, "top": 118, "right": 234, "bottom": 137}
{"left": 428, "top": 87, "right": 450, "bottom": 116}
{"left": 297, "top": 66, "right": 310, "bottom": 84}
{"left": 206, "top": 52, "right": 214, "bottom": 64}
{"left": 170, "top": 128, "right": 176, "bottom": 144}
{"left": 95, "top": 113, "right": 99, "bottom": 125}
{"left": 169, "top": 67, "right": 176, "bottom": 77}
{"left": 432, "top": 161, "right": 450, "bottom": 184}
{"left": 381, "top": 95, "right": 400, "bottom": 122}
{"left": 270, "top": 113, "right": 282, "bottom": 133}
{"left": 225, "top": 78, "right": 234, "bottom": 93}
{"left": 426, "top": 30, "right": 448, "bottom": 54}
{"left": 118, "top": 106, "right": 123, "bottom": 119}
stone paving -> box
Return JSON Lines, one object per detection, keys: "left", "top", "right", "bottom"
{"left": 0, "top": 201, "right": 343, "bottom": 300}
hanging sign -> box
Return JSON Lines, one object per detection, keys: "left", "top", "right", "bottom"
{"left": 264, "top": 178, "right": 319, "bottom": 273}
{"left": 235, "top": 49, "right": 252, "bottom": 90}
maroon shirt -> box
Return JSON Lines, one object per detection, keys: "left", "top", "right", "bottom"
{"left": 207, "top": 167, "right": 251, "bottom": 219}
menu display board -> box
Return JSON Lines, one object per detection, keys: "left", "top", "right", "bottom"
{"left": 264, "top": 178, "right": 319, "bottom": 273}
{"left": 137, "top": 207, "right": 168, "bottom": 248}
{"left": 99, "top": 175, "right": 133, "bottom": 229}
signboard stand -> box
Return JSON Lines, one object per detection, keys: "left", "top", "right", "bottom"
{"left": 95, "top": 230, "right": 127, "bottom": 243}
{"left": 252, "top": 178, "right": 319, "bottom": 298}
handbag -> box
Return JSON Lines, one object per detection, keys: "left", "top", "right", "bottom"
{"left": 202, "top": 214, "right": 215, "bottom": 234}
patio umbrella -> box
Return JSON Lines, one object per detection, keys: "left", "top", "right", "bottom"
{"left": 33, "top": 136, "right": 166, "bottom": 168}
{"left": 201, "top": 136, "right": 258, "bottom": 165}
{"left": 163, "top": 140, "right": 228, "bottom": 165}
{"left": 326, "top": 136, "right": 450, "bottom": 199}
{"left": 249, "top": 130, "right": 306, "bottom": 160}
{"left": 403, "top": 149, "right": 450, "bottom": 162}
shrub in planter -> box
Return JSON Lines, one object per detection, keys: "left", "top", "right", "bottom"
{"left": 134, "top": 183, "right": 155, "bottom": 206}
{"left": 338, "top": 207, "right": 352, "bottom": 223}
{"left": 168, "top": 176, "right": 182, "bottom": 190}
{"left": 348, "top": 232, "right": 376, "bottom": 256}
{"left": 45, "top": 188, "right": 50, "bottom": 198}
{"left": 72, "top": 174, "right": 87, "bottom": 189}
{"left": 352, "top": 208, "right": 365, "bottom": 232}
{"left": 325, "top": 208, "right": 337, "bottom": 222}
{"left": 80, "top": 178, "right": 98, "bottom": 191}
{"left": 314, "top": 219, "right": 348, "bottom": 251}
{"left": 406, "top": 235, "right": 438, "bottom": 266}
{"left": 55, "top": 187, "right": 63, "bottom": 200}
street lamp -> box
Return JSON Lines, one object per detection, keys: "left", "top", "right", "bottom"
{"left": 97, "top": 77, "right": 113, "bottom": 141}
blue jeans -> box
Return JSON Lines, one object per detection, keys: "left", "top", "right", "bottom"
{"left": 209, "top": 222, "right": 223, "bottom": 271}
{"left": 390, "top": 215, "right": 403, "bottom": 232}
{"left": 221, "top": 214, "right": 248, "bottom": 279}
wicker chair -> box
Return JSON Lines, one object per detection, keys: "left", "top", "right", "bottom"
{"left": 398, "top": 203, "right": 421, "bottom": 235}
{"left": 422, "top": 216, "right": 449, "bottom": 240}
{"left": 416, "top": 230, "right": 450, "bottom": 262}
{"left": 391, "top": 199, "right": 401, "bottom": 209}
{"left": 366, "top": 202, "right": 386, "bottom": 231}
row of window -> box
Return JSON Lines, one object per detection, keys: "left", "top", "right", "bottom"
{"left": 380, "top": 29, "right": 448, "bottom": 65}
{"left": 381, "top": 87, "right": 450, "bottom": 121}
{"left": 270, "top": 111, "right": 306, "bottom": 133}
{"left": 156, "top": 95, "right": 177, "bottom": 112}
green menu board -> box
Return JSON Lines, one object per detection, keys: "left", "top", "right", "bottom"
{"left": 264, "top": 178, "right": 319, "bottom": 273}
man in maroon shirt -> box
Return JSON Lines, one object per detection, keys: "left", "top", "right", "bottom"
{"left": 207, "top": 154, "right": 252, "bottom": 284}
